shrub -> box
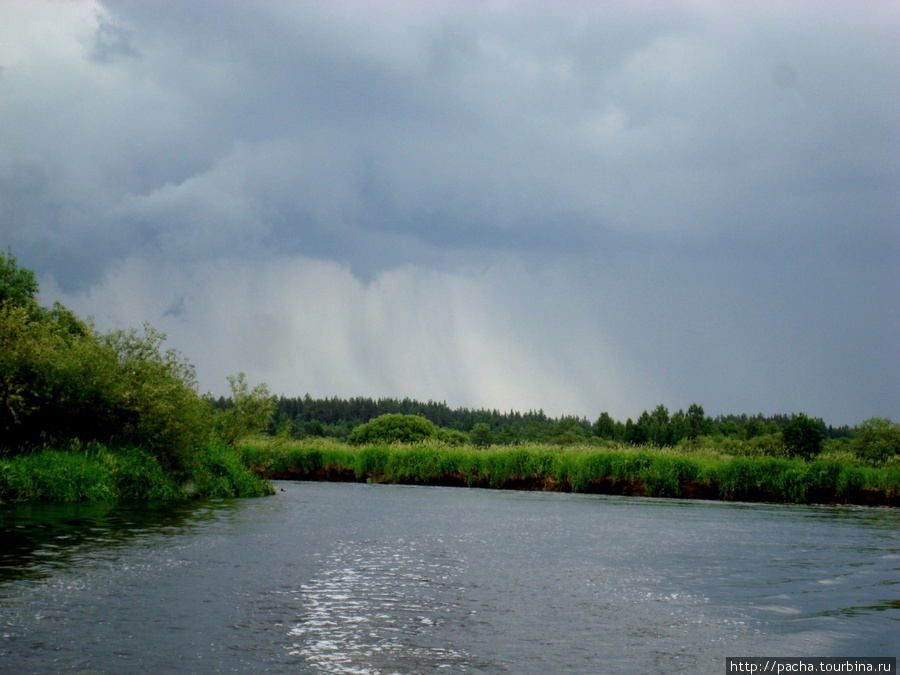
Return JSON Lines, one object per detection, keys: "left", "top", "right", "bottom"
{"left": 97, "top": 444, "right": 183, "bottom": 501}
{"left": 0, "top": 248, "right": 39, "bottom": 311}
{"left": 783, "top": 413, "right": 825, "bottom": 460}
{"left": 469, "top": 423, "right": 494, "bottom": 447}
{"left": 746, "top": 432, "right": 788, "bottom": 458}
{"left": 853, "top": 418, "right": 900, "bottom": 465}
{"left": 552, "top": 430, "right": 584, "bottom": 446}
{"left": 193, "top": 443, "right": 274, "bottom": 498}
{"left": 347, "top": 414, "right": 437, "bottom": 445}
{"left": 0, "top": 306, "right": 212, "bottom": 475}
{"left": 211, "top": 372, "right": 275, "bottom": 448}
{"left": 101, "top": 324, "right": 212, "bottom": 474}
{"left": 436, "top": 428, "right": 470, "bottom": 446}
{"left": 0, "top": 252, "right": 278, "bottom": 502}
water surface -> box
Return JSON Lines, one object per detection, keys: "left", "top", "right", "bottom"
{"left": 1, "top": 482, "right": 897, "bottom": 673}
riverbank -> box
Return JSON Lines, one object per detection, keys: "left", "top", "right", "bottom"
{"left": 0, "top": 442, "right": 274, "bottom": 503}
{"left": 242, "top": 439, "right": 900, "bottom": 507}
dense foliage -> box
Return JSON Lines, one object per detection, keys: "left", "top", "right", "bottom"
{"left": 348, "top": 414, "right": 438, "bottom": 445}
{"left": 249, "top": 393, "right": 894, "bottom": 466}
{"left": 0, "top": 441, "right": 273, "bottom": 502}
{"left": 242, "top": 438, "right": 900, "bottom": 506}
{"left": 782, "top": 413, "right": 826, "bottom": 459}
{"left": 212, "top": 373, "right": 276, "bottom": 449}
{"left": 0, "top": 250, "right": 273, "bottom": 502}
{"left": 853, "top": 418, "right": 900, "bottom": 465}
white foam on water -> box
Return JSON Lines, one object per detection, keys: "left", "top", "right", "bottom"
{"left": 755, "top": 605, "right": 803, "bottom": 615}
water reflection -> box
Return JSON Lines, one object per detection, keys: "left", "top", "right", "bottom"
{"left": 0, "top": 500, "right": 237, "bottom": 585}
{"left": 1, "top": 484, "right": 898, "bottom": 673}
{"left": 288, "top": 539, "right": 479, "bottom": 673}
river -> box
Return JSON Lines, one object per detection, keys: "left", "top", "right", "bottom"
{"left": 1, "top": 481, "right": 897, "bottom": 673}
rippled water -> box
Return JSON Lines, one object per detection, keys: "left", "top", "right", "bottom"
{"left": 1, "top": 482, "right": 897, "bottom": 673}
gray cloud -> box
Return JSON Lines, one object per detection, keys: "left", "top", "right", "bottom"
{"left": 1, "top": 0, "right": 897, "bottom": 425}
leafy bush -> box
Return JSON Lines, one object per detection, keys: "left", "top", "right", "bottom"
{"left": 436, "top": 428, "right": 469, "bottom": 446}
{"left": 783, "top": 413, "right": 825, "bottom": 460}
{"left": 347, "top": 414, "right": 437, "bottom": 445}
{"left": 746, "top": 432, "right": 788, "bottom": 458}
{"left": 469, "top": 422, "right": 494, "bottom": 447}
{"left": 0, "top": 248, "right": 39, "bottom": 311}
{"left": 100, "top": 324, "right": 212, "bottom": 474}
{"left": 0, "top": 298, "right": 212, "bottom": 472}
{"left": 0, "top": 251, "right": 275, "bottom": 500}
{"left": 98, "top": 444, "right": 183, "bottom": 501}
{"left": 211, "top": 372, "right": 275, "bottom": 448}
{"left": 193, "top": 443, "right": 274, "bottom": 498}
{"left": 853, "top": 418, "right": 900, "bottom": 465}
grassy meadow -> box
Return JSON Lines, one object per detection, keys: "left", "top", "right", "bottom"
{"left": 241, "top": 436, "right": 900, "bottom": 506}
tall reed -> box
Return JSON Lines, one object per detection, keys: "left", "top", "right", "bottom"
{"left": 242, "top": 438, "right": 900, "bottom": 505}
{"left": 1, "top": 442, "right": 272, "bottom": 503}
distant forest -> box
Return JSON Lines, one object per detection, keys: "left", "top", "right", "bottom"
{"left": 211, "top": 394, "right": 856, "bottom": 446}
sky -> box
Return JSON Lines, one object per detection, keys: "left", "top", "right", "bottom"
{"left": 1, "top": 0, "right": 898, "bottom": 427}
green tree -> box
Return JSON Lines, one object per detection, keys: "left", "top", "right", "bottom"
{"left": 552, "top": 417, "right": 587, "bottom": 443}
{"left": 0, "top": 305, "right": 212, "bottom": 474}
{"left": 42, "top": 301, "right": 90, "bottom": 337}
{"left": 469, "top": 422, "right": 494, "bottom": 447}
{"left": 436, "top": 427, "right": 469, "bottom": 446}
{"left": 0, "top": 249, "right": 39, "bottom": 310}
{"left": 100, "top": 323, "right": 212, "bottom": 472}
{"left": 669, "top": 409, "right": 690, "bottom": 444}
{"left": 782, "top": 413, "right": 825, "bottom": 460}
{"left": 648, "top": 404, "right": 670, "bottom": 445}
{"left": 717, "top": 419, "right": 741, "bottom": 438}
{"left": 0, "top": 251, "right": 280, "bottom": 498}
{"left": 305, "top": 420, "right": 325, "bottom": 437}
{"left": 593, "top": 412, "right": 617, "bottom": 440}
{"left": 0, "top": 304, "right": 80, "bottom": 448}
{"left": 630, "top": 411, "right": 651, "bottom": 445}
{"left": 212, "top": 372, "right": 275, "bottom": 448}
{"left": 347, "top": 414, "right": 437, "bottom": 445}
{"left": 852, "top": 417, "right": 900, "bottom": 465}
{"left": 623, "top": 418, "right": 637, "bottom": 444}
{"left": 686, "top": 403, "right": 711, "bottom": 438}
{"left": 742, "top": 418, "right": 756, "bottom": 439}
{"left": 495, "top": 424, "right": 518, "bottom": 445}
{"left": 521, "top": 420, "right": 548, "bottom": 443}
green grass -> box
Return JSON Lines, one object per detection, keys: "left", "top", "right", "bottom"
{"left": 0, "top": 441, "right": 273, "bottom": 504}
{"left": 8, "top": 434, "right": 892, "bottom": 505}
{"left": 191, "top": 442, "right": 275, "bottom": 498}
{"left": 240, "top": 437, "right": 900, "bottom": 505}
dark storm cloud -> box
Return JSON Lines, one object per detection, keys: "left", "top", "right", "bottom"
{"left": 89, "top": 11, "right": 138, "bottom": 63}
{"left": 1, "top": 0, "right": 897, "bottom": 424}
{"left": 5, "top": 1, "right": 898, "bottom": 279}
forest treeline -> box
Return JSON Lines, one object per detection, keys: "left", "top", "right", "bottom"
{"left": 217, "top": 393, "right": 857, "bottom": 448}
{"left": 3, "top": 246, "right": 897, "bottom": 503}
